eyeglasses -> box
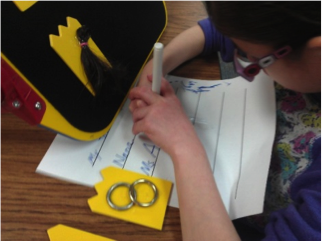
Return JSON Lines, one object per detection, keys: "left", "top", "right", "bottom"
{"left": 234, "top": 45, "right": 292, "bottom": 82}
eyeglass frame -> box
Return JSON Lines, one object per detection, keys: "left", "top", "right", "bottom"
{"left": 233, "top": 45, "right": 293, "bottom": 82}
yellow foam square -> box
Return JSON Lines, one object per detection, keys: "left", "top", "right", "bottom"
{"left": 88, "top": 167, "right": 173, "bottom": 230}
{"left": 47, "top": 224, "right": 114, "bottom": 241}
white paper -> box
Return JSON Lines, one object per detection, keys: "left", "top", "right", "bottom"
{"left": 36, "top": 72, "right": 276, "bottom": 219}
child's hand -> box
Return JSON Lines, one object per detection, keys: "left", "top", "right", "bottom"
{"left": 129, "top": 78, "right": 199, "bottom": 157}
{"left": 137, "top": 60, "right": 154, "bottom": 87}
{"left": 129, "top": 74, "right": 154, "bottom": 111}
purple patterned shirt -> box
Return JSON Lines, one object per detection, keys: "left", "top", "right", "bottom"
{"left": 198, "top": 17, "right": 321, "bottom": 241}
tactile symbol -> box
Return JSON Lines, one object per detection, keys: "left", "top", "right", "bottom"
{"left": 49, "top": 17, "right": 111, "bottom": 96}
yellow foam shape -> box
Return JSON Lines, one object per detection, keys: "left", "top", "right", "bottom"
{"left": 88, "top": 167, "right": 172, "bottom": 230}
{"left": 13, "top": 1, "right": 37, "bottom": 12}
{"left": 47, "top": 224, "right": 114, "bottom": 241}
{"left": 49, "top": 17, "right": 111, "bottom": 96}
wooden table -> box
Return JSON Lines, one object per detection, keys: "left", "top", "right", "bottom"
{"left": 1, "top": 2, "right": 221, "bottom": 240}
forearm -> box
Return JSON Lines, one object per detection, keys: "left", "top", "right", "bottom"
{"left": 140, "top": 25, "right": 205, "bottom": 84}
{"left": 171, "top": 141, "right": 240, "bottom": 241}
{"left": 129, "top": 80, "right": 239, "bottom": 240}
{"left": 161, "top": 24, "right": 205, "bottom": 75}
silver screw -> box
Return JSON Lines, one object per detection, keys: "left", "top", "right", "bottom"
{"left": 12, "top": 100, "right": 21, "bottom": 108}
{"left": 35, "top": 101, "right": 42, "bottom": 110}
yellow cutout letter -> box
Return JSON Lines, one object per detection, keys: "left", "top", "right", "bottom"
{"left": 49, "top": 17, "right": 111, "bottom": 96}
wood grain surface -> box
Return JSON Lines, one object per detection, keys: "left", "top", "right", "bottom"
{"left": 1, "top": 2, "right": 220, "bottom": 240}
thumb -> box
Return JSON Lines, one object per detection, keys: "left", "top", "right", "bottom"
{"left": 160, "top": 78, "right": 175, "bottom": 97}
{"left": 147, "top": 74, "right": 153, "bottom": 82}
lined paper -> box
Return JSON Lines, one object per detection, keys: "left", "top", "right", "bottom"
{"left": 37, "top": 72, "right": 276, "bottom": 219}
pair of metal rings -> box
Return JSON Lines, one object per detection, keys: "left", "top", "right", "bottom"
{"left": 107, "top": 179, "right": 158, "bottom": 211}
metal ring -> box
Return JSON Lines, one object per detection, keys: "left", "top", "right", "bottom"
{"left": 106, "top": 182, "right": 136, "bottom": 211}
{"left": 129, "top": 179, "right": 158, "bottom": 207}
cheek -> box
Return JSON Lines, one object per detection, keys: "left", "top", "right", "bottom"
{"left": 264, "top": 61, "right": 302, "bottom": 91}
{"left": 264, "top": 57, "right": 320, "bottom": 93}
{"left": 265, "top": 64, "right": 289, "bottom": 84}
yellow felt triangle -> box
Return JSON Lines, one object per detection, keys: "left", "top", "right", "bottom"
{"left": 47, "top": 224, "right": 114, "bottom": 241}
{"left": 88, "top": 167, "right": 173, "bottom": 230}
{"left": 13, "top": 1, "right": 37, "bottom": 12}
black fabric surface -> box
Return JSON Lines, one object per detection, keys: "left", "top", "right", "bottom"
{"left": 2, "top": 1, "right": 166, "bottom": 132}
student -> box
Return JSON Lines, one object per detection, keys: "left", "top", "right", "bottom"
{"left": 129, "top": 2, "right": 321, "bottom": 240}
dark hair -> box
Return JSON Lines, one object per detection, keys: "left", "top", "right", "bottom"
{"left": 76, "top": 25, "right": 125, "bottom": 96}
{"left": 206, "top": 2, "right": 321, "bottom": 49}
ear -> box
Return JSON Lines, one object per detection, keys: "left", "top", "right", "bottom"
{"left": 305, "top": 36, "right": 321, "bottom": 49}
